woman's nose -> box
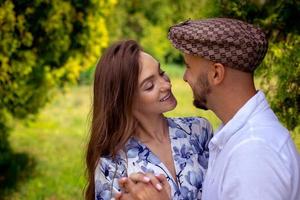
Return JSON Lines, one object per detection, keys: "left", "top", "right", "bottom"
{"left": 160, "top": 78, "right": 171, "bottom": 91}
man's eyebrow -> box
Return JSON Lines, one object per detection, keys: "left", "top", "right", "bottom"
{"left": 140, "top": 62, "right": 160, "bottom": 87}
{"left": 184, "top": 61, "right": 191, "bottom": 68}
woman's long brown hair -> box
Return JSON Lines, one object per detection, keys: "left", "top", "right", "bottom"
{"left": 85, "top": 40, "right": 141, "bottom": 200}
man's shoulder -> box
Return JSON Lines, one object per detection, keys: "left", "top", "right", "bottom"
{"left": 224, "top": 121, "right": 297, "bottom": 168}
{"left": 244, "top": 116, "right": 290, "bottom": 148}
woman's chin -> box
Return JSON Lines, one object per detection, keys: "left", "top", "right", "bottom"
{"left": 165, "top": 97, "right": 177, "bottom": 112}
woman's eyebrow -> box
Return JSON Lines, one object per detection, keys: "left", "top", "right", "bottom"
{"left": 140, "top": 62, "right": 161, "bottom": 87}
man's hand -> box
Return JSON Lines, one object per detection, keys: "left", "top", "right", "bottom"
{"left": 115, "top": 173, "right": 171, "bottom": 200}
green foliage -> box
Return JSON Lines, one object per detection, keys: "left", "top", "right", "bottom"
{"left": 258, "top": 36, "right": 300, "bottom": 132}
{"left": 220, "top": 0, "right": 300, "bottom": 133}
{"left": 0, "top": 0, "right": 115, "bottom": 188}
{"left": 3, "top": 86, "right": 89, "bottom": 199}
{"left": 78, "top": 65, "right": 96, "bottom": 85}
{"left": 106, "top": 0, "right": 220, "bottom": 64}
{"left": 220, "top": 0, "right": 300, "bottom": 38}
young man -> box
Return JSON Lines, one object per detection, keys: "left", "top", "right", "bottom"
{"left": 116, "top": 18, "right": 300, "bottom": 200}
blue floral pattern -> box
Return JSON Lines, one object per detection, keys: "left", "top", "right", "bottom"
{"left": 95, "top": 117, "right": 213, "bottom": 200}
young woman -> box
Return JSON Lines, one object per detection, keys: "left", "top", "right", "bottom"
{"left": 85, "top": 40, "right": 213, "bottom": 200}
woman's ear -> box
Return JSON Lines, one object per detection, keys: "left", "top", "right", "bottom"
{"left": 209, "top": 63, "right": 225, "bottom": 86}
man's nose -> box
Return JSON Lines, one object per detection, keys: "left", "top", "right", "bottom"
{"left": 183, "top": 71, "right": 188, "bottom": 82}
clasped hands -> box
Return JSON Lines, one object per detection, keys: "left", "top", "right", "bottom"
{"left": 114, "top": 172, "right": 171, "bottom": 200}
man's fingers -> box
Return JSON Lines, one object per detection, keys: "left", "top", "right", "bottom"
{"left": 156, "top": 174, "right": 171, "bottom": 198}
{"left": 117, "top": 177, "right": 171, "bottom": 200}
{"left": 118, "top": 177, "right": 127, "bottom": 192}
{"left": 155, "top": 174, "right": 170, "bottom": 188}
{"left": 118, "top": 193, "right": 131, "bottom": 200}
{"left": 113, "top": 190, "right": 122, "bottom": 200}
{"left": 118, "top": 176, "right": 137, "bottom": 193}
{"left": 144, "top": 173, "right": 163, "bottom": 191}
{"left": 128, "top": 172, "right": 164, "bottom": 191}
{"left": 129, "top": 172, "right": 151, "bottom": 184}
{"left": 155, "top": 174, "right": 168, "bottom": 184}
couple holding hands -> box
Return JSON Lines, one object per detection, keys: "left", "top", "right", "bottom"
{"left": 86, "top": 18, "right": 300, "bottom": 200}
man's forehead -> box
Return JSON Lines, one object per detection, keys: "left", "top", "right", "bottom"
{"left": 183, "top": 53, "right": 191, "bottom": 62}
{"left": 183, "top": 53, "right": 199, "bottom": 63}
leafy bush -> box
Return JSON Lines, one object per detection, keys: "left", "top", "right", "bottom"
{"left": 106, "top": 0, "right": 220, "bottom": 64}
{"left": 0, "top": 0, "right": 115, "bottom": 187}
{"left": 258, "top": 36, "right": 300, "bottom": 132}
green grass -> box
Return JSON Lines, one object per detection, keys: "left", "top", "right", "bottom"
{"left": 5, "top": 65, "right": 300, "bottom": 199}
{"left": 6, "top": 86, "right": 92, "bottom": 200}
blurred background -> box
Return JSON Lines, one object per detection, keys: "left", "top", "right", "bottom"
{"left": 0, "top": 0, "right": 299, "bottom": 199}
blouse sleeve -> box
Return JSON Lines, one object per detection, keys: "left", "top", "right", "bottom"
{"left": 203, "top": 117, "right": 214, "bottom": 163}
{"left": 192, "top": 117, "right": 214, "bottom": 169}
{"left": 202, "top": 117, "right": 214, "bottom": 151}
{"left": 94, "top": 157, "right": 127, "bottom": 200}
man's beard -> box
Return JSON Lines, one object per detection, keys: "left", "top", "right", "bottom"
{"left": 192, "top": 73, "right": 211, "bottom": 110}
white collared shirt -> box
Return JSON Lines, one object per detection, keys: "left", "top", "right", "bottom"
{"left": 202, "top": 91, "right": 300, "bottom": 200}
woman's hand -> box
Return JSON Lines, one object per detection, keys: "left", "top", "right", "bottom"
{"left": 115, "top": 173, "right": 171, "bottom": 200}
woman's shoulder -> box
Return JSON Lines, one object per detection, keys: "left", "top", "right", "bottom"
{"left": 167, "top": 116, "right": 213, "bottom": 138}
{"left": 95, "top": 152, "right": 127, "bottom": 199}
{"left": 167, "top": 116, "right": 211, "bottom": 129}
{"left": 95, "top": 151, "right": 127, "bottom": 181}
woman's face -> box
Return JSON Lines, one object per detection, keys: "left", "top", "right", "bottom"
{"left": 133, "top": 52, "right": 177, "bottom": 117}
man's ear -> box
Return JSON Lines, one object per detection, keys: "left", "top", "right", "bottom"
{"left": 208, "top": 63, "right": 225, "bottom": 86}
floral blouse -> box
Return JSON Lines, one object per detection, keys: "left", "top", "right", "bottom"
{"left": 95, "top": 117, "right": 213, "bottom": 200}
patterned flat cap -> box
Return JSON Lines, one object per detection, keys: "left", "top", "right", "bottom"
{"left": 168, "top": 18, "right": 268, "bottom": 72}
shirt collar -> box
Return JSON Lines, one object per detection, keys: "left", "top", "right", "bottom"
{"left": 209, "top": 90, "right": 269, "bottom": 150}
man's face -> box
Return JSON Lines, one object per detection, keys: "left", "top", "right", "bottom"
{"left": 183, "top": 54, "right": 213, "bottom": 110}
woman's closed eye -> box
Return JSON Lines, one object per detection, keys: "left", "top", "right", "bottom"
{"left": 143, "top": 70, "right": 168, "bottom": 91}
{"left": 144, "top": 82, "right": 154, "bottom": 91}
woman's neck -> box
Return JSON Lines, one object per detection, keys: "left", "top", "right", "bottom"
{"left": 135, "top": 114, "right": 169, "bottom": 144}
